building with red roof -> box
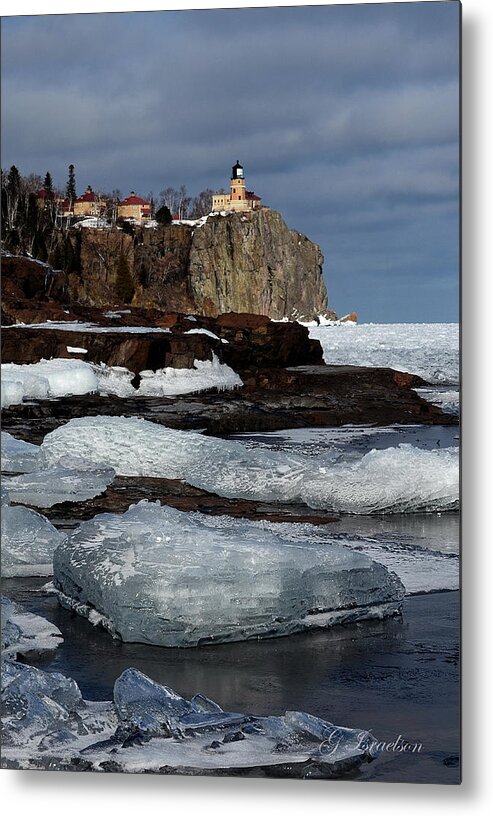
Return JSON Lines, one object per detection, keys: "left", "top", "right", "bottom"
{"left": 118, "top": 192, "right": 152, "bottom": 222}
{"left": 73, "top": 185, "right": 106, "bottom": 217}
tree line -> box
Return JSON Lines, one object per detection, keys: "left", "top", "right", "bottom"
{"left": 1, "top": 165, "right": 82, "bottom": 268}
{"left": 1, "top": 163, "right": 216, "bottom": 241}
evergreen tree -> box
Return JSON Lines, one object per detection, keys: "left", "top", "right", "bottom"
{"left": 32, "top": 232, "right": 48, "bottom": 262}
{"left": 115, "top": 252, "right": 135, "bottom": 303}
{"left": 72, "top": 231, "right": 82, "bottom": 273}
{"left": 43, "top": 171, "right": 53, "bottom": 193}
{"left": 155, "top": 204, "right": 172, "bottom": 225}
{"left": 66, "top": 164, "right": 76, "bottom": 204}
{"left": 63, "top": 236, "right": 74, "bottom": 273}
{"left": 52, "top": 240, "right": 64, "bottom": 271}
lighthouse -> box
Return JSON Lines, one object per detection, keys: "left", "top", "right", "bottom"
{"left": 211, "top": 162, "right": 263, "bottom": 213}
{"left": 230, "top": 160, "right": 246, "bottom": 203}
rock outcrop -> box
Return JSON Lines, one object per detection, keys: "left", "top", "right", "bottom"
{"left": 184, "top": 209, "right": 329, "bottom": 319}
{"left": 1, "top": 209, "right": 331, "bottom": 321}
{"left": 132, "top": 209, "right": 330, "bottom": 319}
{"left": 1, "top": 312, "right": 324, "bottom": 372}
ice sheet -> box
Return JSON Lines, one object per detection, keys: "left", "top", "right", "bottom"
{"left": 309, "top": 323, "right": 459, "bottom": 385}
{"left": 1, "top": 432, "right": 41, "bottom": 473}
{"left": 3, "top": 456, "right": 115, "bottom": 508}
{"left": 41, "top": 416, "right": 459, "bottom": 515}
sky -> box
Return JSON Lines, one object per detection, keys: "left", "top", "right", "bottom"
{"left": 1, "top": 2, "right": 460, "bottom": 322}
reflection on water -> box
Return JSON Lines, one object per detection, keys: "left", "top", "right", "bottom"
{"left": 2, "top": 577, "right": 459, "bottom": 782}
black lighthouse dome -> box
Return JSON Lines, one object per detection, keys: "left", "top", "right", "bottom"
{"left": 231, "top": 160, "right": 244, "bottom": 180}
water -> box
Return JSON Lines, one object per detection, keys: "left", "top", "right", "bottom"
{"left": 2, "top": 578, "right": 460, "bottom": 784}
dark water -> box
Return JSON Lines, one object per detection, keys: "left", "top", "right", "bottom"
{"left": 3, "top": 578, "right": 460, "bottom": 784}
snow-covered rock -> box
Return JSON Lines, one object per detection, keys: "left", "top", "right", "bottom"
{"left": 1, "top": 359, "right": 99, "bottom": 407}
{"left": 94, "top": 354, "right": 241, "bottom": 397}
{"left": 1, "top": 432, "right": 41, "bottom": 473}
{"left": 1, "top": 664, "right": 376, "bottom": 776}
{"left": 41, "top": 416, "right": 459, "bottom": 514}
{"left": 1, "top": 355, "right": 242, "bottom": 405}
{"left": 3, "top": 456, "right": 115, "bottom": 509}
{"left": 53, "top": 500, "right": 404, "bottom": 647}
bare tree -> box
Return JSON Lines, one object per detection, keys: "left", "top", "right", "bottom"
{"left": 189, "top": 188, "right": 214, "bottom": 218}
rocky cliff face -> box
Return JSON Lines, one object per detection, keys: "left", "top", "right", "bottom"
{"left": 184, "top": 209, "right": 328, "bottom": 319}
{"left": 2, "top": 209, "right": 331, "bottom": 320}
{"left": 66, "top": 209, "right": 330, "bottom": 319}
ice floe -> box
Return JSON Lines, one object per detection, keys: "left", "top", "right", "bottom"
{"left": 309, "top": 323, "right": 459, "bottom": 385}
{"left": 1, "top": 596, "right": 63, "bottom": 660}
{"left": 0, "top": 664, "right": 375, "bottom": 776}
{"left": 414, "top": 387, "right": 460, "bottom": 416}
{"left": 1, "top": 431, "right": 41, "bottom": 473}
{"left": 52, "top": 500, "right": 404, "bottom": 647}
{"left": 41, "top": 416, "right": 459, "bottom": 514}
{"left": 3, "top": 456, "right": 115, "bottom": 509}
{"left": 1, "top": 493, "right": 65, "bottom": 577}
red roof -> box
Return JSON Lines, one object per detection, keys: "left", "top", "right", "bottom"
{"left": 246, "top": 191, "right": 261, "bottom": 200}
{"left": 120, "top": 194, "right": 149, "bottom": 206}
{"left": 75, "top": 190, "right": 97, "bottom": 203}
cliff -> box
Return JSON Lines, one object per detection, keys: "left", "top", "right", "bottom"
{"left": 185, "top": 209, "right": 329, "bottom": 319}
{"left": 68, "top": 209, "right": 330, "bottom": 319}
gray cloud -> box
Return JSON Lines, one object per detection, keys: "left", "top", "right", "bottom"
{"left": 1, "top": 3, "right": 459, "bottom": 321}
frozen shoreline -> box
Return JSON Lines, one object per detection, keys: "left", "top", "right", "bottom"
{"left": 1, "top": 579, "right": 460, "bottom": 784}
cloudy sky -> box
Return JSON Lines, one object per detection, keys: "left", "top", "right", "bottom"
{"left": 1, "top": 2, "right": 460, "bottom": 322}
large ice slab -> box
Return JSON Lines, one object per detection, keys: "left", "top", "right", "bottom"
{"left": 1, "top": 596, "right": 63, "bottom": 660}
{"left": 41, "top": 416, "right": 459, "bottom": 514}
{"left": 1, "top": 432, "right": 41, "bottom": 473}
{"left": 1, "top": 664, "right": 376, "bottom": 777}
{"left": 53, "top": 500, "right": 404, "bottom": 647}
{"left": 3, "top": 456, "right": 115, "bottom": 508}
{"left": 1, "top": 496, "right": 65, "bottom": 577}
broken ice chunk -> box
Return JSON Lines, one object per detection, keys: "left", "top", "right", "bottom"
{"left": 0, "top": 664, "right": 375, "bottom": 777}
{"left": 41, "top": 416, "right": 459, "bottom": 514}
{"left": 3, "top": 456, "right": 115, "bottom": 508}
{"left": 53, "top": 500, "right": 404, "bottom": 647}
{"left": 1, "top": 596, "right": 63, "bottom": 660}
{"left": 1, "top": 432, "right": 41, "bottom": 473}
{"left": 1, "top": 500, "right": 65, "bottom": 577}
